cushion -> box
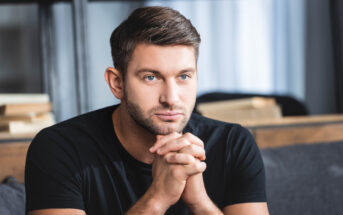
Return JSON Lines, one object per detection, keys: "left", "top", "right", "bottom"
{"left": 0, "top": 176, "right": 25, "bottom": 215}
{"left": 261, "top": 141, "right": 343, "bottom": 215}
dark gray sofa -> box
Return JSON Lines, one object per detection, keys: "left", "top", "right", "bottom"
{"left": 0, "top": 177, "right": 25, "bottom": 215}
{"left": 1, "top": 141, "right": 343, "bottom": 215}
{"left": 262, "top": 141, "right": 343, "bottom": 215}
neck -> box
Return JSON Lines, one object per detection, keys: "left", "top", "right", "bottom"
{"left": 112, "top": 103, "right": 156, "bottom": 164}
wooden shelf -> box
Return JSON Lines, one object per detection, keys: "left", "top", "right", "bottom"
{"left": 0, "top": 131, "right": 37, "bottom": 142}
{"left": 243, "top": 114, "right": 343, "bottom": 148}
{"left": 243, "top": 114, "right": 343, "bottom": 128}
{"left": 0, "top": 142, "right": 30, "bottom": 183}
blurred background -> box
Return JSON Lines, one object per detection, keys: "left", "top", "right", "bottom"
{"left": 0, "top": 0, "right": 342, "bottom": 122}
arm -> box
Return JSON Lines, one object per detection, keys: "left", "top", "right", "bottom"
{"left": 28, "top": 209, "right": 85, "bottom": 215}
{"left": 223, "top": 202, "right": 269, "bottom": 215}
{"left": 222, "top": 127, "right": 269, "bottom": 215}
{"left": 125, "top": 184, "right": 168, "bottom": 215}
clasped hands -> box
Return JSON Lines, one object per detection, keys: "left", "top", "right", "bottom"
{"left": 148, "top": 132, "right": 209, "bottom": 211}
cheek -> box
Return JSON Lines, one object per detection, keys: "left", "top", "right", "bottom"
{"left": 125, "top": 81, "right": 160, "bottom": 105}
{"left": 180, "top": 81, "right": 197, "bottom": 105}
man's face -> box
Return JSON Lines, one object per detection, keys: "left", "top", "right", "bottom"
{"left": 123, "top": 43, "right": 197, "bottom": 135}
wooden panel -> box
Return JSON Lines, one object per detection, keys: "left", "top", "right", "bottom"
{"left": 243, "top": 114, "right": 343, "bottom": 127}
{"left": 253, "top": 123, "right": 343, "bottom": 148}
{"left": 0, "top": 142, "right": 30, "bottom": 183}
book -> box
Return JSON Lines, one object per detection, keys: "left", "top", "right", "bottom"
{"left": 0, "top": 103, "right": 52, "bottom": 115}
{"left": 0, "top": 94, "right": 49, "bottom": 105}
{"left": 197, "top": 97, "right": 276, "bottom": 113}
{"left": 199, "top": 105, "right": 282, "bottom": 124}
{"left": 0, "top": 117, "right": 55, "bottom": 134}
{"left": 197, "top": 97, "right": 282, "bottom": 124}
{"left": 0, "top": 112, "right": 54, "bottom": 124}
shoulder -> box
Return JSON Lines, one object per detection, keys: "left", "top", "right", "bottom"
{"left": 27, "top": 105, "right": 117, "bottom": 163}
{"left": 32, "top": 105, "right": 116, "bottom": 140}
{"left": 51, "top": 105, "right": 116, "bottom": 134}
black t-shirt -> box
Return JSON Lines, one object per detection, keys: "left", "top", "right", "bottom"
{"left": 25, "top": 105, "right": 266, "bottom": 214}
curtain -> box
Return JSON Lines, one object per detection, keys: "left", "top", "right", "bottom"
{"left": 52, "top": 0, "right": 307, "bottom": 121}
{"left": 329, "top": 0, "right": 343, "bottom": 113}
{"left": 143, "top": 0, "right": 306, "bottom": 99}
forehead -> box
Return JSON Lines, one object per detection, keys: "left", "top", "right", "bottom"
{"left": 127, "top": 43, "right": 197, "bottom": 74}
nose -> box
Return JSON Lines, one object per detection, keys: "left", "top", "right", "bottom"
{"left": 159, "top": 79, "right": 180, "bottom": 108}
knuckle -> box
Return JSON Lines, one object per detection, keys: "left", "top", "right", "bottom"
{"left": 184, "top": 132, "right": 192, "bottom": 138}
{"left": 200, "top": 148, "right": 205, "bottom": 154}
{"left": 185, "top": 154, "right": 195, "bottom": 162}
{"left": 165, "top": 155, "right": 172, "bottom": 163}
{"left": 179, "top": 138, "right": 189, "bottom": 146}
{"left": 195, "top": 162, "right": 205, "bottom": 172}
{"left": 171, "top": 132, "right": 181, "bottom": 138}
{"left": 188, "top": 144, "right": 197, "bottom": 151}
{"left": 163, "top": 154, "right": 170, "bottom": 162}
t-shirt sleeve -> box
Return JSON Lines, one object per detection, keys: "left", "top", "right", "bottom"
{"left": 25, "top": 127, "right": 85, "bottom": 213}
{"left": 223, "top": 125, "right": 267, "bottom": 206}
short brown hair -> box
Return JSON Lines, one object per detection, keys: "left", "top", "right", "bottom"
{"left": 110, "top": 6, "right": 201, "bottom": 79}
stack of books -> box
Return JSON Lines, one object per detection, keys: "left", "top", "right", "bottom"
{"left": 197, "top": 97, "right": 282, "bottom": 124}
{"left": 0, "top": 94, "right": 55, "bottom": 135}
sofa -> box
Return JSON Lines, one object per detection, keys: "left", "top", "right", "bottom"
{"left": 262, "top": 140, "right": 343, "bottom": 215}
{"left": 1, "top": 140, "right": 343, "bottom": 215}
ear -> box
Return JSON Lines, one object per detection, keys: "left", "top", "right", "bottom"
{"left": 105, "top": 67, "right": 124, "bottom": 99}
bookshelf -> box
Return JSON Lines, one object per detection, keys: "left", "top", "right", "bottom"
{"left": 0, "top": 0, "right": 90, "bottom": 116}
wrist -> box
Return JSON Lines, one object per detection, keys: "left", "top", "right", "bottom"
{"left": 126, "top": 185, "right": 171, "bottom": 215}
{"left": 187, "top": 196, "right": 223, "bottom": 215}
{"left": 145, "top": 184, "right": 172, "bottom": 213}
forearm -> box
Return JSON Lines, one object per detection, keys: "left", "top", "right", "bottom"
{"left": 188, "top": 196, "right": 223, "bottom": 215}
{"left": 125, "top": 186, "right": 169, "bottom": 215}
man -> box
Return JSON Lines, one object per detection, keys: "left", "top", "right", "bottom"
{"left": 25, "top": 6, "right": 269, "bottom": 215}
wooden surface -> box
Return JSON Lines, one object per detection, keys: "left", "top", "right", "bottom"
{"left": 243, "top": 114, "right": 343, "bottom": 127}
{"left": 244, "top": 114, "right": 343, "bottom": 148}
{"left": 0, "top": 142, "right": 30, "bottom": 183}
{"left": 0, "top": 114, "right": 342, "bottom": 183}
{"left": 0, "top": 131, "right": 36, "bottom": 141}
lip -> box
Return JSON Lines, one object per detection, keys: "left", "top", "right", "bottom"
{"left": 155, "top": 112, "right": 183, "bottom": 121}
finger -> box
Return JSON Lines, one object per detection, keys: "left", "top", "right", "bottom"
{"left": 164, "top": 153, "right": 196, "bottom": 165}
{"left": 183, "top": 161, "right": 207, "bottom": 176}
{"left": 150, "top": 132, "right": 181, "bottom": 153}
{"left": 179, "top": 144, "right": 206, "bottom": 161}
{"left": 182, "top": 132, "right": 204, "bottom": 148}
{"left": 156, "top": 137, "right": 191, "bottom": 155}
{"left": 156, "top": 135, "right": 164, "bottom": 141}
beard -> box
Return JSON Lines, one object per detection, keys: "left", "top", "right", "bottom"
{"left": 123, "top": 88, "right": 191, "bottom": 135}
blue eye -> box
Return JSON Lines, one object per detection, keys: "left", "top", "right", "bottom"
{"left": 145, "top": 75, "right": 155, "bottom": 81}
{"left": 180, "top": 74, "right": 189, "bottom": 80}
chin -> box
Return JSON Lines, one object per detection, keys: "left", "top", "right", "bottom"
{"left": 153, "top": 122, "right": 184, "bottom": 135}
{"left": 157, "top": 127, "right": 179, "bottom": 135}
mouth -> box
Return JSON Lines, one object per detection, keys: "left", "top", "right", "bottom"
{"left": 154, "top": 111, "right": 184, "bottom": 121}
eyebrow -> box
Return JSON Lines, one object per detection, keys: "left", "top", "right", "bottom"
{"left": 135, "top": 68, "right": 196, "bottom": 76}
